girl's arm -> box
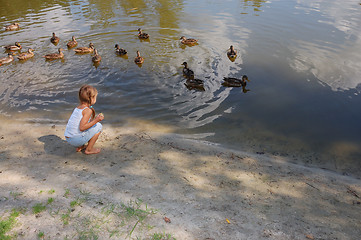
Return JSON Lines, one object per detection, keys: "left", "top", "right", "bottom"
{"left": 79, "top": 108, "right": 104, "bottom": 131}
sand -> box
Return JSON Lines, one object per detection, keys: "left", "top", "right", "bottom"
{"left": 0, "top": 119, "right": 360, "bottom": 240}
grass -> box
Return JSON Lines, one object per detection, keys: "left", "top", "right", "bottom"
{"left": 37, "top": 231, "right": 45, "bottom": 239}
{"left": 150, "top": 233, "right": 176, "bottom": 240}
{"left": 0, "top": 209, "right": 21, "bottom": 240}
{"left": 32, "top": 203, "right": 46, "bottom": 214}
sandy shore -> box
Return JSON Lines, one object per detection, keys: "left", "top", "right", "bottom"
{"left": 0, "top": 120, "right": 360, "bottom": 240}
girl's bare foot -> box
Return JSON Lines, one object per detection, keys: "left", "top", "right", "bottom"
{"left": 84, "top": 148, "right": 101, "bottom": 155}
{"left": 76, "top": 145, "right": 86, "bottom": 152}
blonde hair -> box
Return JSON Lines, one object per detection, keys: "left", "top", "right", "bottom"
{"left": 79, "top": 85, "right": 97, "bottom": 120}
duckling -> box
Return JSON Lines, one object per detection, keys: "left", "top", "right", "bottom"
{"left": 67, "top": 36, "right": 77, "bottom": 48}
{"left": 134, "top": 51, "right": 144, "bottom": 64}
{"left": 0, "top": 53, "right": 14, "bottom": 65}
{"left": 138, "top": 28, "right": 149, "bottom": 39}
{"left": 92, "top": 49, "right": 101, "bottom": 63}
{"left": 4, "top": 23, "right": 20, "bottom": 31}
{"left": 115, "top": 44, "right": 127, "bottom": 55}
{"left": 185, "top": 78, "right": 205, "bottom": 91}
{"left": 50, "top": 32, "right": 60, "bottom": 44}
{"left": 227, "top": 45, "right": 237, "bottom": 58}
{"left": 222, "top": 75, "right": 249, "bottom": 87}
{"left": 17, "top": 48, "right": 35, "bottom": 60}
{"left": 43, "top": 48, "right": 64, "bottom": 60}
{"left": 4, "top": 42, "right": 22, "bottom": 51}
{"left": 74, "top": 43, "right": 94, "bottom": 53}
{"left": 181, "top": 62, "right": 194, "bottom": 79}
{"left": 180, "top": 36, "right": 198, "bottom": 45}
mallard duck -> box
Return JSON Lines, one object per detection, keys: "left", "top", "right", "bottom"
{"left": 43, "top": 48, "right": 64, "bottom": 60}
{"left": 134, "top": 51, "right": 144, "bottom": 64}
{"left": 50, "top": 32, "right": 60, "bottom": 44}
{"left": 138, "top": 28, "right": 149, "bottom": 39}
{"left": 4, "top": 23, "right": 20, "bottom": 31}
{"left": 74, "top": 43, "right": 94, "bottom": 53}
{"left": 227, "top": 45, "right": 237, "bottom": 58}
{"left": 0, "top": 53, "right": 14, "bottom": 65}
{"left": 4, "top": 42, "right": 22, "bottom": 51}
{"left": 17, "top": 48, "right": 35, "bottom": 60}
{"left": 67, "top": 36, "right": 77, "bottom": 48}
{"left": 92, "top": 49, "right": 101, "bottom": 63}
{"left": 181, "top": 62, "right": 194, "bottom": 79}
{"left": 115, "top": 44, "right": 127, "bottom": 55}
{"left": 185, "top": 78, "right": 205, "bottom": 91}
{"left": 222, "top": 75, "right": 249, "bottom": 87}
{"left": 180, "top": 36, "right": 198, "bottom": 45}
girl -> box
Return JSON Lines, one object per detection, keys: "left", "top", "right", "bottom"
{"left": 64, "top": 85, "right": 104, "bottom": 154}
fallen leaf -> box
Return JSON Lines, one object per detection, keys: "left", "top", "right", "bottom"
{"left": 226, "top": 218, "right": 230, "bottom": 224}
{"left": 306, "top": 234, "right": 314, "bottom": 240}
{"left": 164, "top": 217, "right": 171, "bottom": 223}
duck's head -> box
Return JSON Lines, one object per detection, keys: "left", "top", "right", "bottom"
{"left": 71, "top": 36, "right": 76, "bottom": 41}
{"left": 52, "top": 32, "right": 56, "bottom": 36}
{"left": 94, "top": 49, "right": 98, "bottom": 55}
{"left": 230, "top": 45, "right": 234, "bottom": 50}
{"left": 242, "top": 75, "right": 249, "bottom": 81}
{"left": 28, "top": 48, "right": 35, "bottom": 53}
{"left": 115, "top": 44, "right": 119, "bottom": 49}
{"left": 15, "top": 42, "right": 21, "bottom": 47}
{"left": 58, "top": 48, "right": 64, "bottom": 52}
{"left": 182, "top": 62, "right": 188, "bottom": 67}
{"left": 180, "top": 36, "right": 186, "bottom": 40}
{"left": 138, "top": 28, "right": 142, "bottom": 32}
{"left": 89, "top": 43, "right": 94, "bottom": 48}
{"left": 136, "top": 51, "right": 141, "bottom": 57}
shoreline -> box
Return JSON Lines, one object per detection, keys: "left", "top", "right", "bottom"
{"left": 1, "top": 122, "right": 360, "bottom": 239}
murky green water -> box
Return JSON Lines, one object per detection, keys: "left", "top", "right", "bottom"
{"left": 1, "top": 0, "right": 361, "bottom": 177}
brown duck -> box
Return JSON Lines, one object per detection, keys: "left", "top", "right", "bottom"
{"left": 44, "top": 48, "right": 64, "bottom": 60}
{"left": 17, "top": 48, "right": 35, "bottom": 60}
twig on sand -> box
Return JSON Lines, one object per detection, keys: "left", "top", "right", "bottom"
{"left": 305, "top": 182, "right": 320, "bottom": 191}
{"left": 347, "top": 187, "right": 360, "bottom": 198}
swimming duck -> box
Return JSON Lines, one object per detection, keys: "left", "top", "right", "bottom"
{"left": 115, "top": 44, "right": 127, "bottom": 55}
{"left": 222, "top": 75, "right": 249, "bottom": 87}
{"left": 92, "top": 49, "right": 101, "bottom": 63}
{"left": 67, "top": 36, "right": 77, "bottom": 48}
{"left": 4, "top": 42, "right": 22, "bottom": 51}
{"left": 17, "top": 48, "right": 35, "bottom": 60}
{"left": 43, "top": 48, "right": 64, "bottom": 60}
{"left": 0, "top": 53, "right": 14, "bottom": 65}
{"left": 185, "top": 78, "right": 205, "bottom": 91}
{"left": 50, "top": 32, "right": 60, "bottom": 44}
{"left": 227, "top": 45, "right": 237, "bottom": 58}
{"left": 4, "top": 23, "right": 20, "bottom": 31}
{"left": 180, "top": 36, "right": 198, "bottom": 45}
{"left": 74, "top": 43, "right": 94, "bottom": 53}
{"left": 138, "top": 28, "right": 149, "bottom": 39}
{"left": 134, "top": 51, "right": 144, "bottom": 64}
{"left": 181, "top": 62, "right": 194, "bottom": 79}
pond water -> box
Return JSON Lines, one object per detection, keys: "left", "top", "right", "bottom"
{"left": 1, "top": 0, "right": 361, "bottom": 177}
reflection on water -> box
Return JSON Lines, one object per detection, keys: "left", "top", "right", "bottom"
{"left": 1, "top": 0, "right": 361, "bottom": 176}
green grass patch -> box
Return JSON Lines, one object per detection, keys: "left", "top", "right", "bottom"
{"left": 32, "top": 203, "right": 46, "bottom": 214}
{"left": 0, "top": 209, "right": 21, "bottom": 240}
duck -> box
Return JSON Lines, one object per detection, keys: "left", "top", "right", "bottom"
{"left": 181, "top": 62, "right": 194, "bottom": 79}
{"left": 17, "top": 48, "right": 35, "bottom": 60}
{"left": 67, "top": 36, "right": 77, "bottom": 48}
{"left": 134, "top": 51, "right": 144, "bottom": 64}
{"left": 74, "top": 43, "right": 94, "bottom": 53}
{"left": 50, "top": 32, "right": 60, "bottom": 44}
{"left": 4, "top": 23, "right": 20, "bottom": 31}
{"left": 222, "top": 75, "right": 249, "bottom": 87}
{"left": 114, "top": 44, "right": 127, "bottom": 55}
{"left": 227, "top": 45, "right": 237, "bottom": 58}
{"left": 0, "top": 53, "right": 14, "bottom": 65}
{"left": 43, "top": 48, "right": 64, "bottom": 60}
{"left": 4, "top": 42, "right": 22, "bottom": 51}
{"left": 92, "top": 49, "right": 101, "bottom": 63}
{"left": 185, "top": 78, "right": 205, "bottom": 91}
{"left": 138, "top": 28, "right": 149, "bottom": 39}
{"left": 180, "top": 36, "right": 198, "bottom": 45}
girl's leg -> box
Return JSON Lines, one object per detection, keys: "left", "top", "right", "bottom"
{"left": 84, "top": 131, "right": 101, "bottom": 154}
{"left": 76, "top": 145, "right": 86, "bottom": 152}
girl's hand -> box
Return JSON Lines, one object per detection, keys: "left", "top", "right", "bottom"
{"left": 96, "top": 113, "right": 104, "bottom": 122}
